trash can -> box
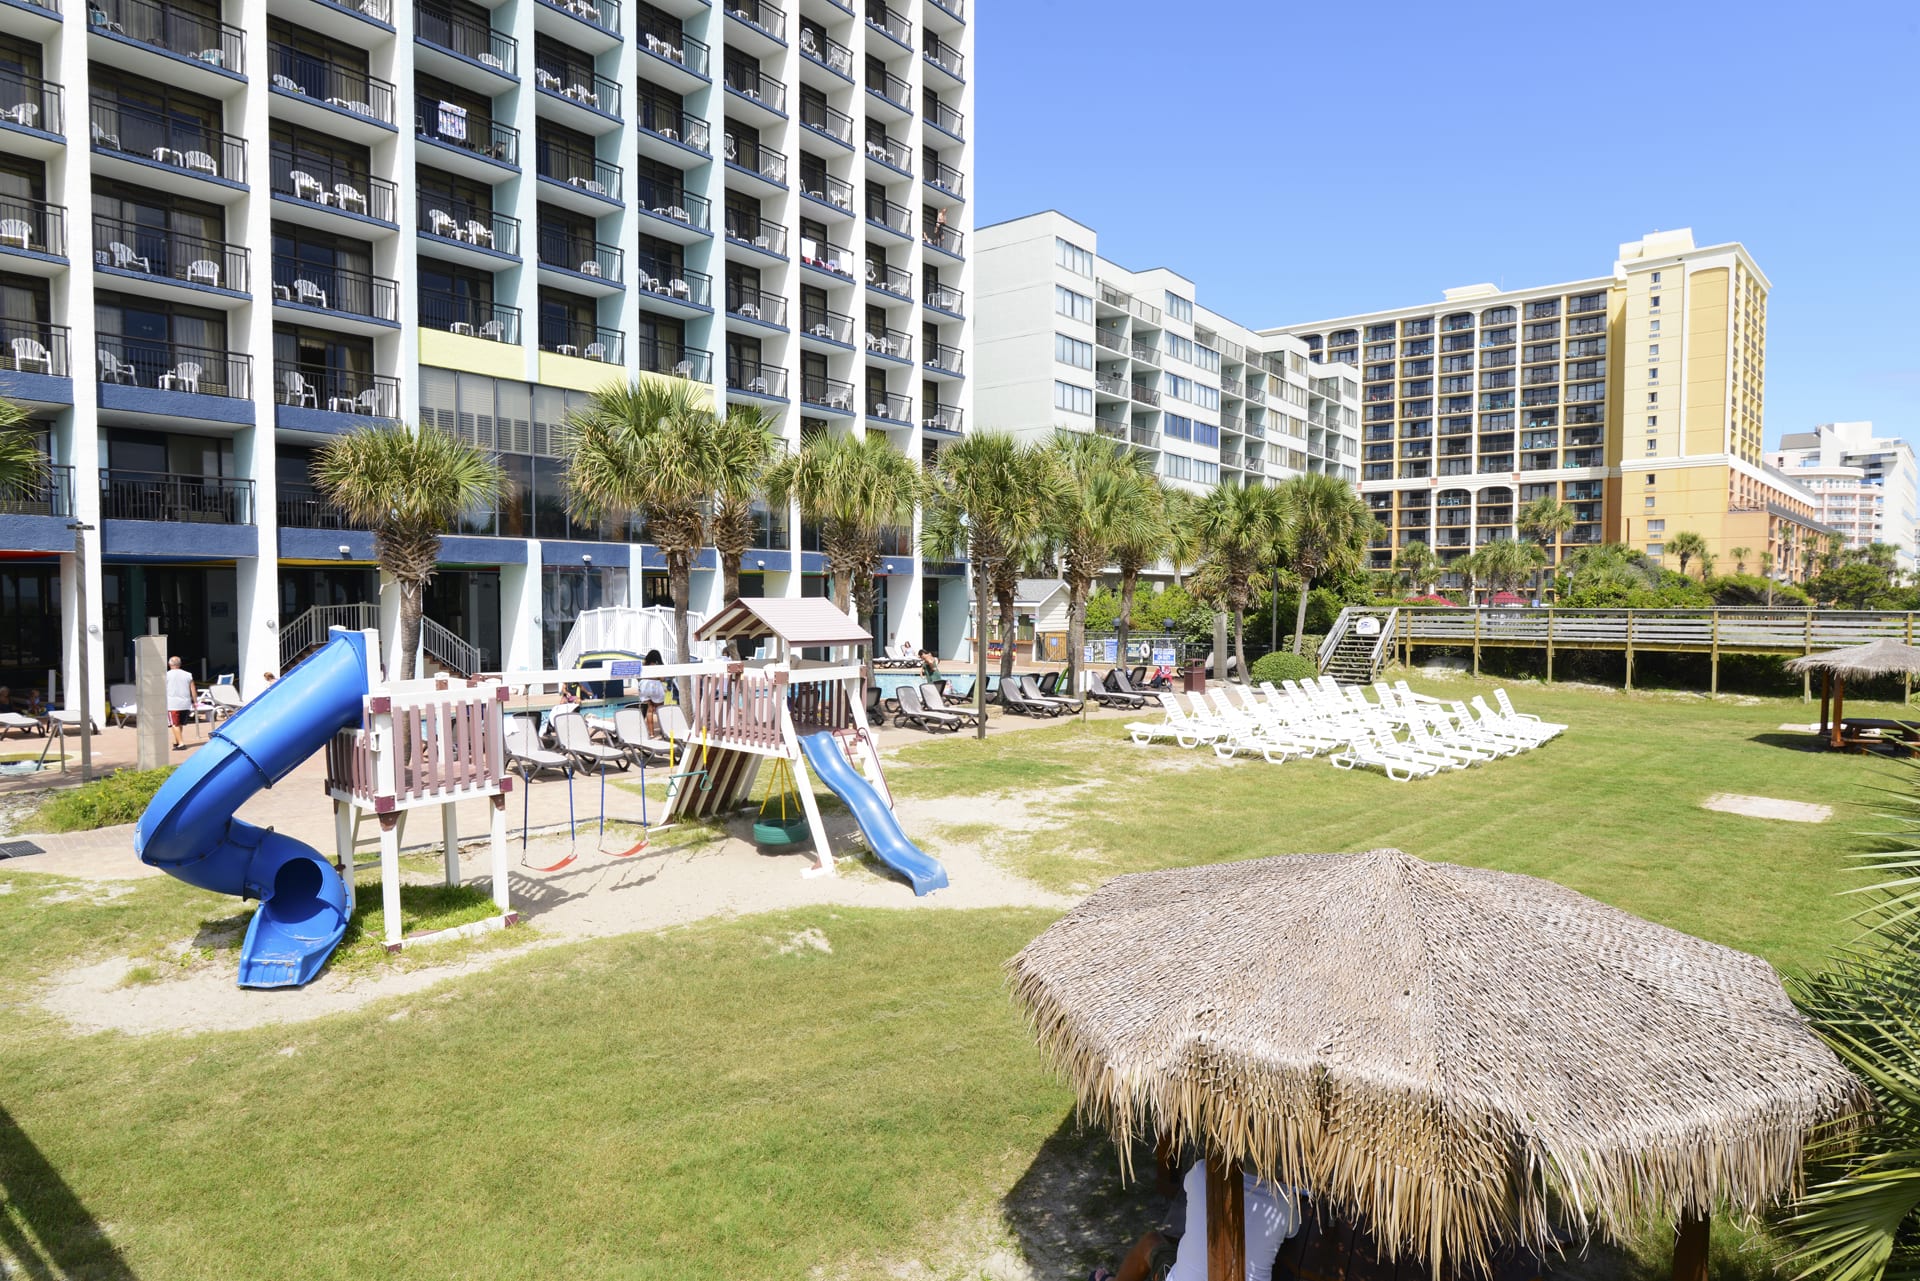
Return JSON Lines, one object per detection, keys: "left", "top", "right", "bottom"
{"left": 1183, "top": 665, "right": 1207, "bottom": 694}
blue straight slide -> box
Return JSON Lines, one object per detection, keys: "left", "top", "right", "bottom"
{"left": 135, "top": 630, "right": 372, "bottom": 988}
{"left": 796, "top": 731, "right": 947, "bottom": 895}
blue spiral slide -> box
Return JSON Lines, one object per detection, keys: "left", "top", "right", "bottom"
{"left": 135, "top": 630, "right": 373, "bottom": 988}
{"left": 796, "top": 731, "right": 947, "bottom": 895}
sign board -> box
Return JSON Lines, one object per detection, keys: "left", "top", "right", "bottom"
{"left": 1151, "top": 645, "right": 1177, "bottom": 666}
{"left": 607, "top": 660, "right": 644, "bottom": 677}
{"left": 1104, "top": 638, "right": 1119, "bottom": 663}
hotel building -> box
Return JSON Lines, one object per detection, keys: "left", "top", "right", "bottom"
{"left": 1771, "top": 422, "right": 1918, "bottom": 571}
{"left": 976, "top": 211, "right": 1361, "bottom": 495}
{"left": 1267, "top": 230, "right": 1827, "bottom": 583}
{"left": 0, "top": 0, "right": 973, "bottom": 706}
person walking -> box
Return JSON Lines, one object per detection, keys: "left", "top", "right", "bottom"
{"left": 165, "top": 656, "right": 198, "bottom": 750}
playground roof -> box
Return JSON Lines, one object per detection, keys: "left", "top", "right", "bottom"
{"left": 696, "top": 597, "right": 873, "bottom": 648}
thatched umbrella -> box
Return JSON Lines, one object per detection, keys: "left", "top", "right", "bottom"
{"left": 1785, "top": 638, "right": 1920, "bottom": 749}
{"left": 1008, "top": 850, "right": 1867, "bottom": 1281}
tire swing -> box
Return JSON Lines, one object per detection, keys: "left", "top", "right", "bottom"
{"left": 752, "top": 754, "right": 810, "bottom": 846}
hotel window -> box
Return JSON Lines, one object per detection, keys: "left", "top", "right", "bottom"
{"left": 1054, "top": 237, "right": 1093, "bottom": 277}
{"left": 1055, "top": 333, "right": 1092, "bottom": 369}
{"left": 1053, "top": 381, "right": 1092, "bottom": 415}
{"left": 1648, "top": 344, "right": 1659, "bottom": 359}
{"left": 1650, "top": 295, "right": 1661, "bottom": 309}
{"left": 1650, "top": 320, "right": 1660, "bottom": 333}
{"left": 1648, "top": 543, "right": 1664, "bottom": 556}
{"left": 1194, "top": 385, "right": 1219, "bottom": 411}
{"left": 1164, "top": 292, "right": 1193, "bottom": 323}
{"left": 1165, "top": 333, "right": 1193, "bottom": 363}
{"left": 1650, "top": 271, "right": 1662, "bottom": 284}
{"left": 1164, "top": 413, "right": 1192, "bottom": 441}
{"left": 1648, "top": 392, "right": 1658, "bottom": 405}
{"left": 1193, "top": 420, "right": 1219, "bottom": 447}
{"left": 1164, "top": 374, "right": 1191, "bottom": 402}
{"left": 1054, "top": 285, "right": 1091, "bottom": 322}
{"left": 1645, "top": 497, "right": 1656, "bottom": 508}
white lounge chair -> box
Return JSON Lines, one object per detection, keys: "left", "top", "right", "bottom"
{"left": 551, "top": 710, "right": 628, "bottom": 772}
{"left": 109, "top": 683, "right": 138, "bottom": 727}
{"left": 504, "top": 716, "right": 572, "bottom": 778}
{"left": 1494, "top": 688, "right": 1566, "bottom": 737}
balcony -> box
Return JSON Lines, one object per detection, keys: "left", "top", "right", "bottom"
{"left": 536, "top": 0, "right": 619, "bottom": 42}
{"left": 272, "top": 257, "right": 400, "bottom": 328}
{"left": 277, "top": 482, "right": 368, "bottom": 530}
{"left": 799, "top": 304, "right": 853, "bottom": 346}
{"left": 926, "top": 159, "right": 964, "bottom": 200}
{"left": 93, "top": 215, "right": 248, "bottom": 296}
{"left": 863, "top": 130, "right": 910, "bottom": 177}
{"left": 0, "top": 68, "right": 63, "bottom": 147}
{"left": 90, "top": 100, "right": 247, "bottom": 191}
{"left": 865, "top": 193, "right": 911, "bottom": 241}
{"left": 865, "top": 64, "right": 910, "bottom": 113}
{"left": 275, "top": 364, "right": 401, "bottom": 419}
{"left": 922, "top": 33, "right": 962, "bottom": 82}
{"left": 725, "top": 132, "right": 788, "bottom": 190}
{"left": 801, "top": 373, "right": 854, "bottom": 413}
{"left": 0, "top": 463, "right": 73, "bottom": 518}
{"left": 636, "top": 339, "right": 710, "bottom": 381}
{"left": 418, "top": 199, "right": 521, "bottom": 261}
{"left": 268, "top": 46, "right": 395, "bottom": 135}
{"left": 727, "top": 285, "right": 787, "bottom": 328}
{"left": 1094, "top": 416, "right": 1127, "bottom": 443}
{"left": 1094, "top": 329, "right": 1126, "bottom": 355}
{"left": 924, "top": 94, "right": 964, "bottom": 141}
{"left": 0, "top": 196, "right": 67, "bottom": 265}
{"left": 922, "top": 222, "right": 962, "bottom": 259}
{"left": 1, "top": 321, "right": 71, "bottom": 396}
{"left": 725, "top": 0, "right": 786, "bottom": 44}
{"left": 270, "top": 150, "right": 397, "bottom": 226}
{"left": 801, "top": 169, "right": 854, "bottom": 216}
{"left": 537, "top": 146, "right": 623, "bottom": 209}
{"left": 540, "top": 319, "right": 622, "bottom": 361}
{"left": 96, "top": 340, "right": 251, "bottom": 399}
{"left": 91, "top": 0, "right": 246, "bottom": 79}
{"left": 800, "top": 96, "right": 853, "bottom": 147}
{"left": 101, "top": 470, "right": 252, "bottom": 524}
{"left": 799, "top": 235, "right": 853, "bottom": 280}
{"left": 634, "top": 178, "right": 710, "bottom": 240}
{"left": 638, "top": 27, "right": 709, "bottom": 84}
{"left": 866, "top": 325, "right": 909, "bottom": 361}
{"left": 419, "top": 291, "right": 521, "bottom": 343}
{"left": 726, "top": 213, "right": 786, "bottom": 257}
{"left": 727, "top": 357, "right": 788, "bottom": 400}
{"left": 636, "top": 106, "right": 710, "bottom": 161}
{"left": 867, "top": 260, "right": 910, "bottom": 298}
{"left": 417, "top": 109, "right": 519, "bottom": 178}
{"left": 800, "top": 29, "right": 854, "bottom": 80}
{"left": 923, "top": 341, "right": 962, "bottom": 377}
{"left": 923, "top": 284, "right": 963, "bottom": 317}
{"left": 414, "top": 4, "right": 517, "bottom": 82}
{"left": 866, "top": 2, "right": 911, "bottom": 49}
{"left": 725, "top": 65, "right": 788, "bottom": 118}
{"left": 538, "top": 235, "right": 624, "bottom": 290}
{"left": 868, "top": 390, "right": 910, "bottom": 424}
{"left": 1094, "top": 373, "right": 1129, "bottom": 398}
{"left": 929, "top": 0, "right": 963, "bottom": 20}
{"left": 535, "top": 67, "right": 622, "bottom": 132}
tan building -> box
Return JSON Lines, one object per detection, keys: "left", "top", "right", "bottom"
{"left": 1267, "top": 229, "right": 1828, "bottom": 586}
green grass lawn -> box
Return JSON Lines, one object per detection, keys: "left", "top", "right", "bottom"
{"left": 0, "top": 676, "right": 1903, "bottom": 1279}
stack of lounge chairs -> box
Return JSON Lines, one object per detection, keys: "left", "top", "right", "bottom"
{"left": 1123, "top": 676, "right": 1563, "bottom": 781}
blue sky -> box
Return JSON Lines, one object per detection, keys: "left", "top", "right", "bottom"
{"left": 975, "top": 0, "right": 1920, "bottom": 451}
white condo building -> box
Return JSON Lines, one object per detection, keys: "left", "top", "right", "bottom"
{"left": 0, "top": 0, "right": 974, "bottom": 708}
{"left": 975, "top": 211, "right": 1360, "bottom": 493}
{"left": 1770, "top": 422, "right": 1918, "bottom": 570}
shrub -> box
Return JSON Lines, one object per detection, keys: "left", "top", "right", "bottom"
{"left": 31, "top": 767, "right": 174, "bottom": 833}
{"left": 1249, "top": 650, "right": 1319, "bottom": 686}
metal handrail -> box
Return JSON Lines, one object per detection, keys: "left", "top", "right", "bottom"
{"left": 280, "top": 603, "right": 379, "bottom": 668}
{"left": 91, "top": 99, "right": 247, "bottom": 183}
{"left": 94, "top": 0, "right": 246, "bottom": 73}
{"left": 636, "top": 340, "right": 711, "bottom": 380}
{"left": 268, "top": 44, "right": 396, "bottom": 123}
{"left": 0, "top": 67, "right": 64, "bottom": 135}
{"left": 421, "top": 616, "right": 481, "bottom": 675}
{"left": 3, "top": 196, "right": 67, "bottom": 258}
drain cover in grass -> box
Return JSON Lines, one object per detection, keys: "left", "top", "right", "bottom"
{"left": 0, "top": 840, "right": 44, "bottom": 859}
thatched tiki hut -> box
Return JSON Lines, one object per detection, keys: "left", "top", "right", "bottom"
{"left": 1008, "top": 850, "right": 1867, "bottom": 1281}
{"left": 1785, "top": 638, "right": 1920, "bottom": 751}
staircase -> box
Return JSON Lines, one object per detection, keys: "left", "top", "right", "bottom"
{"left": 1317, "top": 608, "right": 1397, "bottom": 685}
{"left": 280, "top": 603, "right": 380, "bottom": 670}
{"left": 421, "top": 616, "right": 481, "bottom": 676}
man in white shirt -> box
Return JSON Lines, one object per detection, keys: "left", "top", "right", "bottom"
{"left": 164, "top": 656, "right": 197, "bottom": 750}
{"left": 1093, "top": 1159, "right": 1302, "bottom": 1281}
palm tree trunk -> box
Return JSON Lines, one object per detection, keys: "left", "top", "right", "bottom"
{"left": 996, "top": 588, "right": 1017, "bottom": 684}
{"left": 397, "top": 579, "right": 423, "bottom": 682}
{"left": 1116, "top": 569, "right": 1137, "bottom": 671}
{"left": 1065, "top": 576, "right": 1089, "bottom": 695}
{"left": 1232, "top": 607, "right": 1247, "bottom": 684}
{"left": 1292, "top": 572, "right": 1313, "bottom": 657}
{"left": 972, "top": 559, "right": 989, "bottom": 739}
{"left": 721, "top": 554, "right": 741, "bottom": 607}
{"left": 668, "top": 553, "right": 692, "bottom": 706}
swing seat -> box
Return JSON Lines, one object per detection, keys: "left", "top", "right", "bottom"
{"left": 753, "top": 814, "right": 810, "bottom": 846}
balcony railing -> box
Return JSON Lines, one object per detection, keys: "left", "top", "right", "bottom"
{"left": 414, "top": 4, "right": 517, "bottom": 75}
{"left": 539, "top": 319, "right": 622, "bottom": 361}
{"left": 867, "top": 260, "right": 910, "bottom": 296}
{"left": 800, "top": 29, "right": 854, "bottom": 78}
{"left": 802, "top": 170, "right": 854, "bottom": 212}
{"left": 865, "top": 193, "right": 910, "bottom": 235}
{"left": 799, "top": 235, "right": 852, "bottom": 276}
{"left": 749, "top": 502, "right": 789, "bottom": 550}
{"left": 727, "top": 357, "right": 787, "bottom": 398}
{"left": 639, "top": 27, "right": 708, "bottom": 77}
{"left": 1130, "top": 341, "right": 1156, "bottom": 364}
{"left": 1094, "top": 416, "right": 1127, "bottom": 442}
{"left": 539, "top": 234, "right": 623, "bottom": 283}
{"left": 802, "top": 373, "right": 854, "bottom": 410}
{"left": 1094, "top": 374, "right": 1128, "bottom": 398}
{"left": 100, "top": 470, "right": 253, "bottom": 524}
{"left": 418, "top": 199, "right": 520, "bottom": 255}
{"left": 636, "top": 257, "right": 710, "bottom": 305}
{"left": 275, "top": 363, "right": 401, "bottom": 416}
{"left": 923, "top": 33, "right": 962, "bottom": 76}
{"left": 273, "top": 258, "right": 398, "bottom": 321}
{"left": 800, "top": 305, "right": 853, "bottom": 344}
{"left": 726, "top": 133, "right": 788, "bottom": 184}
{"left": 96, "top": 339, "right": 249, "bottom": 396}
{"left": 538, "top": 146, "right": 623, "bottom": 200}
{"left": 0, "top": 67, "right": 63, "bottom": 136}
{"left": 637, "top": 339, "right": 711, "bottom": 381}
{"left": 538, "top": 0, "right": 619, "bottom": 36}
{"left": 924, "top": 93, "right": 963, "bottom": 139}
{"left": 865, "top": 64, "right": 909, "bottom": 109}
{"left": 636, "top": 176, "right": 708, "bottom": 229}
{"left": 269, "top": 45, "right": 395, "bottom": 124}
{"left": 419, "top": 291, "right": 521, "bottom": 342}
{"left": 922, "top": 222, "right": 962, "bottom": 256}
{"left": 727, "top": 285, "right": 786, "bottom": 326}
{"left": 1, "top": 196, "right": 66, "bottom": 258}
{"left": 535, "top": 66, "right": 620, "bottom": 119}
{"left": 1, "top": 321, "right": 69, "bottom": 376}
{"left": 639, "top": 105, "right": 710, "bottom": 153}
{"left": 725, "top": 66, "right": 787, "bottom": 114}
{"left": 94, "top": 215, "right": 248, "bottom": 292}
{"left": 727, "top": 213, "right": 786, "bottom": 254}
{"left": 93, "top": 0, "right": 246, "bottom": 75}
{"left": 924, "top": 404, "right": 962, "bottom": 435}
{"left": 866, "top": 3, "right": 910, "bottom": 46}
{"left": 277, "top": 482, "right": 370, "bottom": 530}
{"left": 924, "top": 284, "right": 963, "bottom": 315}
{"left": 926, "top": 159, "right": 964, "bottom": 197}
{"left": 800, "top": 96, "right": 853, "bottom": 145}
{"left": 924, "top": 341, "right": 962, "bottom": 374}
{"left": 727, "top": 0, "right": 785, "bottom": 41}
{"left": 418, "top": 107, "right": 519, "bottom": 164}
{"left": 863, "top": 130, "right": 910, "bottom": 173}
{"left": 1129, "top": 383, "right": 1159, "bottom": 406}
{"left": 869, "top": 390, "right": 910, "bottom": 422}
{"left": 90, "top": 99, "right": 247, "bottom": 184}
{"left": 0, "top": 463, "right": 73, "bottom": 518}
{"left": 866, "top": 325, "right": 910, "bottom": 359}
{"left": 270, "top": 149, "right": 396, "bottom": 222}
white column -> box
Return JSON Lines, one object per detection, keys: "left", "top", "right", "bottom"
{"left": 500, "top": 545, "right": 542, "bottom": 671}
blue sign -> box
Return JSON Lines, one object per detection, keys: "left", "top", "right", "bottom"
{"left": 607, "top": 660, "right": 644, "bottom": 677}
{"left": 1151, "top": 645, "right": 1176, "bottom": 666}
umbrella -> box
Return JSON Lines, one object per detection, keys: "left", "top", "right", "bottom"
{"left": 1785, "top": 638, "right": 1920, "bottom": 749}
{"left": 1008, "top": 849, "right": 1866, "bottom": 1280}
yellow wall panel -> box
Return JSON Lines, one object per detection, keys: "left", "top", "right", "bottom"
{"left": 419, "top": 329, "right": 523, "bottom": 376}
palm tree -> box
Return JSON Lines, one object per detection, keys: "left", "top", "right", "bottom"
{"left": 563, "top": 378, "right": 717, "bottom": 674}
{"left": 1194, "top": 481, "right": 1282, "bottom": 682}
{"left": 1759, "top": 550, "right": 1776, "bottom": 605}
{"left": 1161, "top": 487, "right": 1202, "bottom": 590}
{"left": 1468, "top": 538, "right": 1548, "bottom": 597}
{"left": 921, "top": 432, "right": 1056, "bottom": 736}
{"left": 1112, "top": 478, "right": 1175, "bottom": 666}
{"left": 1664, "top": 529, "right": 1709, "bottom": 579}
{"left": 1821, "top": 531, "right": 1850, "bottom": 574}
{"left": 1275, "top": 471, "right": 1373, "bottom": 656}
{"left": 1394, "top": 539, "right": 1440, "bottom": 596}
{"left": 765, "top": 430, "right": 922, "bottom": 628}
{"left": 1730, "top": 545, "right": 1752, "bottom": 576}
{"left": 1047, "top": 432, "right": 1158, "bottom": 691}
{"left": 0, "top": 395, "right": 48, "bottom": 501}
{"left": 704, "top": 405, "right": 781, "bottom": 607}
{"left": 1517, "top": 495, "right": 1575, "bottom": 595}
{"left": 313, "top": 423, "right": 505, "bottom": 681}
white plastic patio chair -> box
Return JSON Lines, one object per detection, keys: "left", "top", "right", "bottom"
{"left": 428, "top": 208, "right": 458, "bottom": 238}
{"left": 290, "top": 170, "right": 326, "bottom": 202}
{"left": 293, "top": 278, "right": 328, "bottom": 309}
{"left": 109, "top": 241, "right": 150, "bottom": 272}
{"left": 10, "top": 337, "right": 51, "bottom": 373}
{"left": 168, "top": 361, "right": 203, "bottom": 393}
{"left": 98, "top": 347, "right": 135, "bottom": 383}
{"left": 671, "top": 360, "right": 692, "bottom": 378}
{"left": 332, "top": 184, "right": 367, "bottom": 214}
{"left": 283, "top": 370, "right": 317, "bottom": 407}
{"left": 108, "top": 684, "right": 138, "bottom": 727}
{"left": 182, "top": 150, "right": 217, "bottom": 176}
{"left": 90, "top": 121, "right": 120, "bottom": 149}
{"left": 0, "top": 218, "right": 31, "bottom": 249}
{"left": 477, "top": 319, "right": 504, "bottom": 341}
{"left": 272, "top": 73, "right": 305, "bottom": 94}
{"left": 185, "top": 258, "right": 220, "bottom": 287}
{"left": 583, "top": 341, "right": 606, "bottom": 361}
{"left": 6, "top": 103, "right": 39, "bottom": 129}
{"left": 464, "top": 220, "right": 492, "bottom": 246}
{"left": 355, "top": 387, "right": 389, "bottom": 416}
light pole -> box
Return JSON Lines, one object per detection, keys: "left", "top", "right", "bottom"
{"left": 67, "top": 520, "right": 95, "bottom": 782}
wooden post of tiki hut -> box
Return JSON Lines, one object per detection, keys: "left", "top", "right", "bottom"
{"left": 1008, "top": 849, "right": 1869, "bottom": 1281}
